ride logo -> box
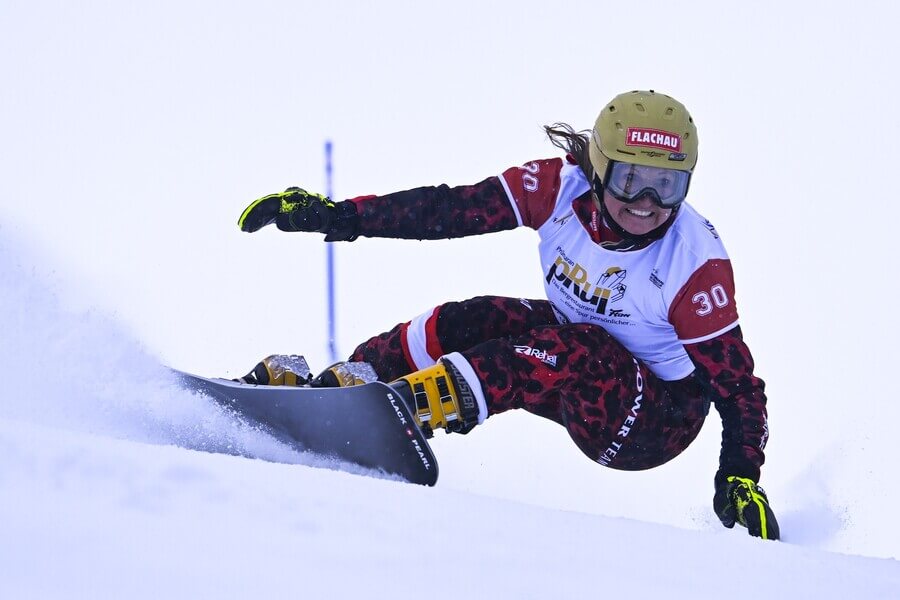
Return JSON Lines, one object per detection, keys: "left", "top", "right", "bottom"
{"left": 545, "top": 251, "right": 630, "bottom": 317}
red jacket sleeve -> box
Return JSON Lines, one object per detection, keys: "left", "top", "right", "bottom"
{"left": 350, "top": 176, "right": 519, "bottom": 240}
{"left": 685, "top": 326, "right": 769, "bottom": 485}
{"left": 348, "top": 158, "right": 566, "bottom": 239}
{"left": 670, "top": 259, "right": 739, "bottom": 342}
{"left": 498, "top": 158, "right": 563, "bottom": 229}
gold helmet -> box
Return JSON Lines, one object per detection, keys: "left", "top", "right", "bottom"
{"left": 589, "top": 90, "right": 698, "bottom": 180}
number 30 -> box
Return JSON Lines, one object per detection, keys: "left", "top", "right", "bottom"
{"left": 692, "top": 284, "right": 729, "bottom": 316}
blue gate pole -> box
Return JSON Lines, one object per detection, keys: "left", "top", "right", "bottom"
{"left": 325, "top": 140, "right": 338, "bottom": 363}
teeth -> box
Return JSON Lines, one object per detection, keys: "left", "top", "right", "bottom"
{"left": 627, "top": 208, "right": 652, "bottom": 217}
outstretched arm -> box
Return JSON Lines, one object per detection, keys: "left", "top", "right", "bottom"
{"left": 238, "top": 176, "right": 519, "bottom": 241}
{"left": 239, "top": 157, "right": 570, "bottom": 240}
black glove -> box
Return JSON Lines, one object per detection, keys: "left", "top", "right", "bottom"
{"left": 714, "top": 475, "right": 780, "bottom": 540}
{"left": 238, "top": 187, "right": 359, "bottom": 241}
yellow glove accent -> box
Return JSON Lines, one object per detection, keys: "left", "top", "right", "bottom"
{"left": 728, "top": 476, "right": 774, "bottom": 540}
{"left": 237, "top": 193, "right": 277, "bottom": 230}
{"left": 237, "top": 188, "right": 332, "bottom": 233}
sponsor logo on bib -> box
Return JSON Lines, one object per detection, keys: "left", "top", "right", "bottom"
{"left": 545, "top": 251, "right": 630, "bottom": 317}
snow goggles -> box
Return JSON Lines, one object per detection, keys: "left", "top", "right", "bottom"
{"left": 594, "top": 160, "right": 692, "bottom": 209}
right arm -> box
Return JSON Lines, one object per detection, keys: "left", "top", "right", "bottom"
{"left": 238, "top": 158, "right": 566, "bottom": 240}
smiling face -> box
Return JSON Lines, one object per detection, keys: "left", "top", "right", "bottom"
{"left": 600, "top": 188, "right": 673, "bottom": 236}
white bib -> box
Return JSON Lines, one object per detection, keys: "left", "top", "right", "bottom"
{"left": 534, "top": 164, "right": 737, "bottom": 381}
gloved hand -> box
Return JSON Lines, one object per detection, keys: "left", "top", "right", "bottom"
{"left": 238, "top": 187, "right": 359, "bottom": 240}
{"left": 714, "top": 475, "right": 780, "bottom": 540}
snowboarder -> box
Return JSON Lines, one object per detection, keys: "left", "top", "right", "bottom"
{"left": 237, "top": 90, "right": 779, "bottom": 540}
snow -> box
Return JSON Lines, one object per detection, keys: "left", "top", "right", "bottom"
{"left": 5, "top": 419, "right": 897, "bottom": 599}
{"left": 3, "top": 0, "right": 900, "bottom": 596}
{"left": 3, "top": 174, "right": 900, "bottom": 600}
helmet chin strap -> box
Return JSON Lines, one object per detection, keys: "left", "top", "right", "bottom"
{"left": 594, "top": 188, "right": 679, "bottom": 245}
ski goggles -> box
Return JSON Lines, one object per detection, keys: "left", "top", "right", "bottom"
{"left": 594, "top": 160, "right": 692, "bottom": 209}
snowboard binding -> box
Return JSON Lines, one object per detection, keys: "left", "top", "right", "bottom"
{"left": 237, "top": 355, "right": 480, "bottom": 437}
{"left": 237, "top": 354, "right": 313, "bottom": 386}
{"left": 238, "top": 354, "right": 379, "bottom": 389}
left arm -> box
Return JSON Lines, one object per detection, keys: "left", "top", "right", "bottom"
{"left": 670, "top": 255, "right": 779, "bottom": 539}
{"left": 686, "top": 328, "right": 779, "bottom": 540}
{"left": 684, "top": 326, "right": 768, "bottom": 484}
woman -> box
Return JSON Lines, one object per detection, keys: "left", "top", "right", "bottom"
{"left": 238, "top": 90, "right": 779, "bottom": 540}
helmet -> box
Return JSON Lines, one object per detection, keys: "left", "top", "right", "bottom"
{"left": 589, "top": 90, "right": 698, "bottom": 181}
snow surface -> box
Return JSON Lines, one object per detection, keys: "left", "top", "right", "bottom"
{"left": 3, "top": 0, "right": 900, "bottom": 597}
{"left": 1, "top": 233, "right": 899, "bottom": 597}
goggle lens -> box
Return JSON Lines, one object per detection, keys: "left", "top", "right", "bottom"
{"left": 595, "top": 161, "right": 691, "bottom": 209}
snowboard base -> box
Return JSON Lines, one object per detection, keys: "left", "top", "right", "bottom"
{"left": 175, "top": 370, "right": 438, "bottom": 486}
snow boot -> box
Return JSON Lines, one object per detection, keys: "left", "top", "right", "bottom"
{"left": 391, "top": 353, "right": 485, "bottom": 436}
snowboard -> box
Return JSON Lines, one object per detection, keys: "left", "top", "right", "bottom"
{"left": 174, "top": 370, "right": 439, "bottom": 486}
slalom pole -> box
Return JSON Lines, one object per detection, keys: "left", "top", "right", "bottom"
{"left": 325, "top": 140, "right": 338, "bottom": 363}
